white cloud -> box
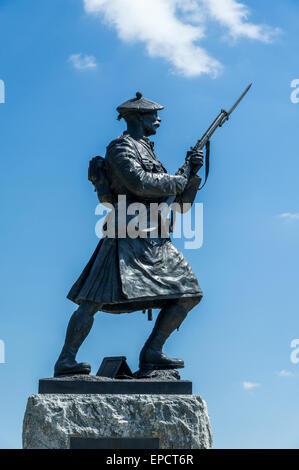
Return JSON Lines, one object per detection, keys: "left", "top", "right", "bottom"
{"left": 201, "top": 0, "right": 279, "bottom": 42}
{"left": 83, "top": 0, "right": 279, "bottom": 77}
{"left": 279, "top": 213, "right": 299, "bottom": 220}
{"left": 277, "top": 370, "right": 294, "bottom": 377}
{"left": 68, "top": 53, "right": 97, "bottom": 70}
{"left": 242, "top": 381, "right": 260, "bottom": 390}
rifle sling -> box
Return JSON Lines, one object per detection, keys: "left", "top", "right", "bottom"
{"left": 198, "top": 140, "right": 210, "bottom": 191}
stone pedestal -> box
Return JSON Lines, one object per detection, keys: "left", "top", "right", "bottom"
{"left": 22, "top": 374, "right": 212, "bottom": 449}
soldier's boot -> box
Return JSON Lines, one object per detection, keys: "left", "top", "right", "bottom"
{"left": 54, "top": 302, "right": 98, "bottom": 377}
{"left": 139, "top": 301, "right": 191, "bottom": 372}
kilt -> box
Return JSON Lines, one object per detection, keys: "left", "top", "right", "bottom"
{"left": 67, "top": 236, "right": 202, "bottom": 313}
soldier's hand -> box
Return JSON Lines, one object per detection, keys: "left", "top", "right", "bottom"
{"left": 88, "top": 156, "right": 102, "bottom": 184}
{"left": 186, "top": 149, "right": 204, "bottom": 175}
{"left": 185, "top": 175, "right": 202, "bottom": 189}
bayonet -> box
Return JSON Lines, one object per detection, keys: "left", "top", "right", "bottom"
{"left": 227, "top": 83, "right": 252, "bottom": 117}
{"left": 191, "top": 83, "right": 253, "bottom": 151}
{"left": 165, "top": 84, "right": 252, "bottom": 210}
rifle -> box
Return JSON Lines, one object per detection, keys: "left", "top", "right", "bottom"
{"left": 166, "top": 83, "right": 252, "bottom": 207}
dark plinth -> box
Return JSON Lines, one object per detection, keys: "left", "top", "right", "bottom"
{"left": 38, "top": 373, "right": 192, "bottom": 395}
{"left": 70, "top": 437, "right": 159, "bottom": 449}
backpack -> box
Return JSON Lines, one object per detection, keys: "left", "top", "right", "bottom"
{"left": 88, "top": 156, "right": 114, "bottom": 205}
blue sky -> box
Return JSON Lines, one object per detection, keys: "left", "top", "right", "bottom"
{"left": 0, "top": 0, "right": 299, "bottom": 449}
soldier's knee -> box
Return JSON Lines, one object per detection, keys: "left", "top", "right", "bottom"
{"left": 176, "top": 296, "right": 201, "bottom": 313}
{"left": 77, "top": 301, "right": 99, "bottom": 316}
{"left": 190, "top": 296, "right": 202, "bottom": 309}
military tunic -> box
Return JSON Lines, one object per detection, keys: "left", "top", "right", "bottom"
{"left": 67, "top": 133, "right": 203, "bottom": 313}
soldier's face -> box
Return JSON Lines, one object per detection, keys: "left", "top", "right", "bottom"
{"left": 141, "top": 111, "right": 161, "bottom": 136}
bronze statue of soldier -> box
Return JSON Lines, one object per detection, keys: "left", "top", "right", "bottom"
{"left": 54, "top": 92, "right": 204, "bottom": 377}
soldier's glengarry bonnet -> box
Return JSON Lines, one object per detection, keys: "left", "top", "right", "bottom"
{"left": 117, "top": 92, "right": 164, "bottom": 120}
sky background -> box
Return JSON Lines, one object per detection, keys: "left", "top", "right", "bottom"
{"left": 0, "top": 0, "right": 299, "bottom": 449}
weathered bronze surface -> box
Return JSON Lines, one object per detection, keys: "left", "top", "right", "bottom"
{"left": 54, "top": 92, "right": 210, "bottom": 378}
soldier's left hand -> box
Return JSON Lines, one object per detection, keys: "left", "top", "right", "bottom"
{"left": 186, "top": 149, "right": 204, "bottom": 172}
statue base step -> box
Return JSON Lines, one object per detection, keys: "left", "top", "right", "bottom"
{"left": 23, "top": 372, "right": 212, "bottom": 449}
{"left": 39, "top": 373, "right": 192, "bottom": 395}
